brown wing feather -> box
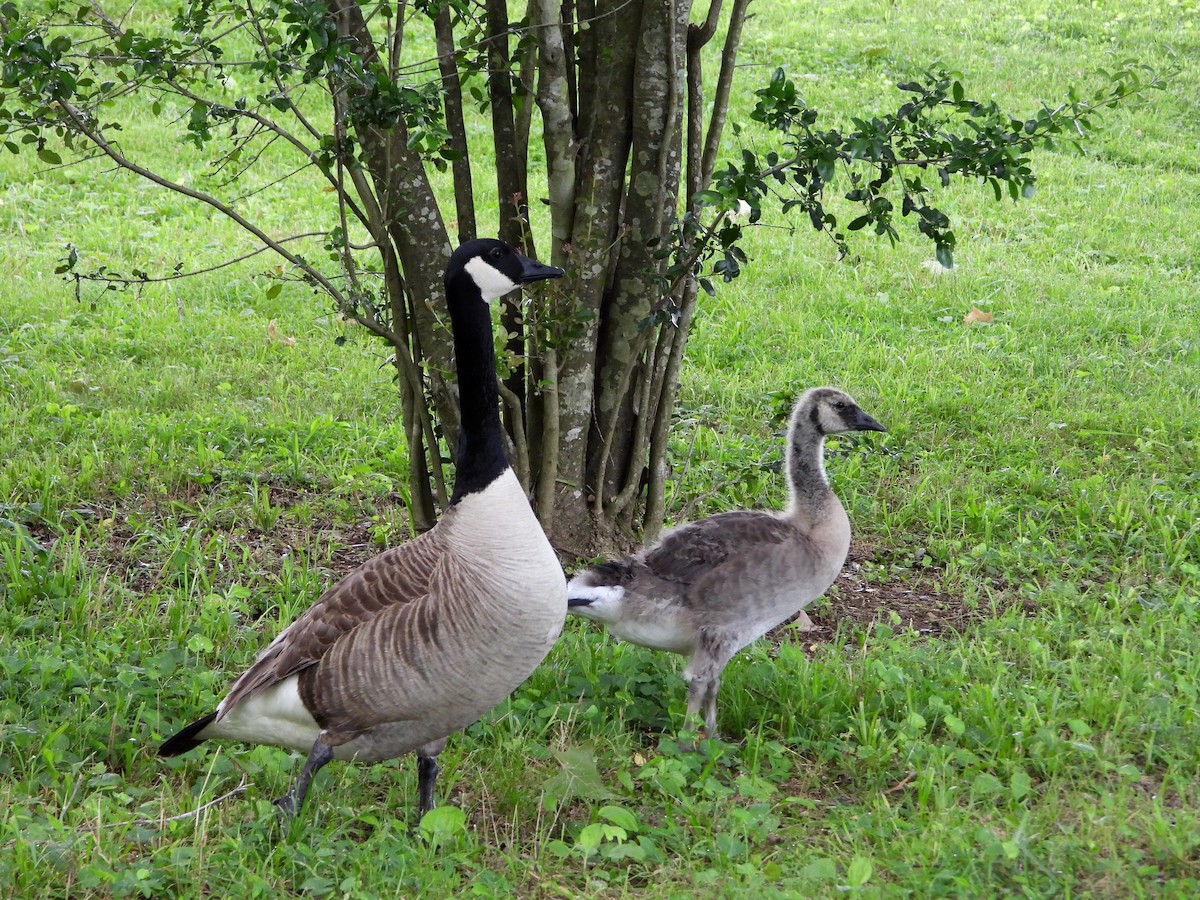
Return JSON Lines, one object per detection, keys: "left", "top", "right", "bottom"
{"left": 639, "top": 510, "right": 795, "bottom": 588}
{"left": 217, "top": 526, "right": 448, "bottom": 715}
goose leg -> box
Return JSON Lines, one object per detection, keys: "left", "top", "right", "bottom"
{"left": 792, "top": 609, "right": 817, "bottom": 631}
{"left": 275, "top": 737, "right": 334, "bottom": 819}
{"left": 684, "top": 631, "right": 736, "bottom": 744}
{"left": 684, "top": 673, "right": 713, "bottom": 739}
{"left": 416, "top": 755, "right": 439, "bottom": 819}
{"left": 416, "top": 737, "right": 448, "bottom": 821}
{"left": 701, "top": 675, "right": 722, "bottom": 739}
{"left": 683, "top": 673, "right": 723, "bottom": 739}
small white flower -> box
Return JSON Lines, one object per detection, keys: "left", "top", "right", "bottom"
{"left": 921, "top": 259, "right": 954, "bottom": 275}
{"left": 729, "top": 199, "right": 752, "bottom": 221}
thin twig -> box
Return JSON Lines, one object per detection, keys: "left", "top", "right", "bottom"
{"left": 71, "top": 231, "right": 334, "bottom": 285}
{"left": 883, "top": 770, "right": 918, "bottom": 795}
{"left": 498, "top": 379, "right": 532, "bottom": 491}
{"left": 105, "top": 775, "right": 249, "bottom": 828}
{"left": 54, "top": 100, "right": 352, "bottom": 309}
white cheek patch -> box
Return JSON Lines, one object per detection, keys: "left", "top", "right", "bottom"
{"left": 464, "top": 256, "right": 519, "bottom": 301}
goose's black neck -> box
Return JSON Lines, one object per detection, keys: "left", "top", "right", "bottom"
{"left": 447, "top": 272, "right": 508, "bottom": 503}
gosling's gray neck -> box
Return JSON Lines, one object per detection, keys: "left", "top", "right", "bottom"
{"left": 783, "top": 420, "right": 837, "bottom": 525}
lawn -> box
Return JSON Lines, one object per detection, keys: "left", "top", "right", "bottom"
{"left": 2, "top": 0, "right": 1199, "bottom": 896}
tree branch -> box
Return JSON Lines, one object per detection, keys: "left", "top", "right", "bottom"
{"left": 688, "top": 0, "right": 725, "bottom": 47}
{"left": 700, "top": 0, "right": 750, "bottom": 187}
{"left": 498, "top": 379, "right": 532, "bottom": 493}
{"left": 535, "top": 0, "right": 577, "bottom": 261}
{"left": 53, "top": 101, "right": 352, "bottom": 307}
{"left": 534, "top": 346, "right": 560, "bottom": 531}
{"left": 641, "top": 281, "right": 699, "bottom": 539}
{"left": 67, "top": 232, "right": 335, "bottom": 285}
{"left": 435, "top": 4, "right": 476, "bottom": 242}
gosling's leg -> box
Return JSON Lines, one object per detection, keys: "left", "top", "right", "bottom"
{"left": 274, "top": 737, "right": 334, "bottom": 819}
{"left": 701, "top": 675, "right": 722, "bottom": 739}
{"left": 684, "top": 630, "right": 735, "bottom": 743}
{"left": 793, "top": 609, "right": 817, "bottom": 631}
{"left": 684, "top": 672, "right": 712, "bottom": 740}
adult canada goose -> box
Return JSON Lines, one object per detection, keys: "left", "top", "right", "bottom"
{"left": 159, "top": 239, "right": 567, "bottom": 820}
{"left": 567, "top": 387, "right": 884, "bottom": 739}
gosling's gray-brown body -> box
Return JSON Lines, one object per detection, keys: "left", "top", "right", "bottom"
{"left": 567, "top": 388, "right": 885, "bottom": 737}
{"left": 159, "top": 240, "right": 567, "bottom": 819}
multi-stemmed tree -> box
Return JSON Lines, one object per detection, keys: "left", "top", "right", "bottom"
{"left": 0, "top": 0, "right": 1158, "bottom": 551}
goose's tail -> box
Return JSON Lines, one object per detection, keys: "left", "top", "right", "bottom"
{"left": 159, "top": 711, "right": 218, "bottom": 757}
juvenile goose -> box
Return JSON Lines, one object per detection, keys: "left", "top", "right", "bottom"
{"left": 567, "top": 387, "right": 884, "bottom": 739}
{"left": 159, "top": 239, "right": 567, "bottom": 820}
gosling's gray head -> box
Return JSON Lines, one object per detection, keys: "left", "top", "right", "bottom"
{"left": 792, "top": 387, "right": 886, "bottom": 436}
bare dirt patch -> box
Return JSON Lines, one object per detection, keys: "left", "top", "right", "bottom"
{"left": 772, "top": 540, "right": 1027, "bottom": 649}
{"left": 46, "top": 489, "right": 1018, "bottom": 647}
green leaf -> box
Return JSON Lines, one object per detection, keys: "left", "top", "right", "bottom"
{"left": 598, "top": 805, "right": 638, "bottom": 833}
{"left": 1010, "top": 770, "right": 1032, "bottom": 801}
{"left": 715, "top": 832, "right": 747, "bottom": 859}
{"left": 972, "top": 772, "right": 1004, "bottom": 795}
{"left": 37, "top": 147, "right": 62, "bottom": 166}
{"left": 935, "top": 245, "right": 954, "bottom": 270}
{"left": 846, "top": 856, "right": 874, "bottom": 887}
{"left": 1066, "top": 718, "right": 1092, "bottom": 737}
{"left": 577, "top": 822, "right": 606, "bottom": 854}
{"left": 299, "top": 876, "right": 334, "bottom": 897}
{"left": 1116, "top": 763, "right": 1143, "bottom": 781}
{"left": 816, "top": 152, "right": 837, "bottom": 183}
{"left": 545, "top": 746, "right": 612, "bottom": 802}
{"left": 943, "top": 714, "right": 965, "bottom": 736}
{"left": 185, "top": 634, "right": 213, "bottom": 654}
{"left": 264, "top": 283, "right": 283, "bottom": 299}
{"left": 418, "top": 805, "right": 466, "bottom": 843}
{"left": 798, "top": 858, "right": 838, "bottom": 882}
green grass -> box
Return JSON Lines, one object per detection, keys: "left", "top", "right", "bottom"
{"left": 3, "top": 0, "right": 1200, "bottom": 896}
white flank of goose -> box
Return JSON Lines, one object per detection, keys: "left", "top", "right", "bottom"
{"left": 159, "top": 239, "right": 568, "bottom": 820}
{"left": 567, "top": 387, "right": 885, "bottom": 739}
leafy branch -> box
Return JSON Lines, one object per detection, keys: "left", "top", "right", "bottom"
{"left": 670, "top": 61, "right": 1164, "bottom": 280}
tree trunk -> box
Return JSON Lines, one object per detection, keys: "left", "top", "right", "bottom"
{"left": 539, "top": 0, "right": 640, "bottom": 552}
{"left": 591, "top": 0, "right": 688, "bottom": 531}
{"left": 326, "top": 0, "right": 742, "bottom": 553}
{"left": 326, "top": 0, "right": 457, "bottom": 447}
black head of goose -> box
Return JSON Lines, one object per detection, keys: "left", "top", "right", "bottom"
{"left": 566, "top": 387, "right": 885, "bottom": 739}
{"left": 159, "top": 239, "right": 567, "bottom": 821}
